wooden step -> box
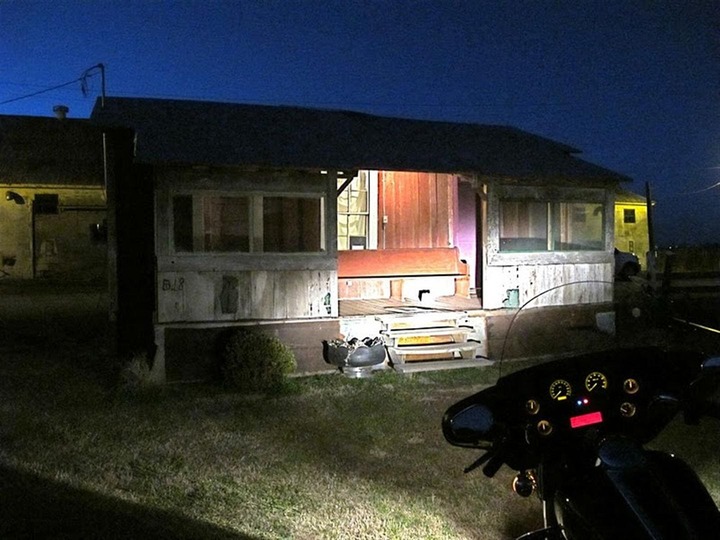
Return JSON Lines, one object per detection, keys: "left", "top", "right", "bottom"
{"left": 393, "top": 357, "right": 493, "bottom": 373}
{"left": 386, "top": 341, "right": 479, "bottom": 364}
{"left": 381, "top": 326, "right": 474, "bottom": 338}
{"left": 376, "top": 311, "right": 469, "bottom": 330}
{"left": 377, "top": 308, "right": 481, "bottom": 365}
{"left": 382, "top": 326, "right": 474, "bottom": 348}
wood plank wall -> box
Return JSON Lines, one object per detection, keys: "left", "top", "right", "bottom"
{"left": 378, "top": 171, "right": 456, "bottom": 249}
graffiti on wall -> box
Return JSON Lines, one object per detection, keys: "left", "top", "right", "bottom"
{"left": 162, "top": 277, "right": 185, "bottom": 291}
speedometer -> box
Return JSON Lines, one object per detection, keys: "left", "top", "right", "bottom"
{"left": 585, "top": 371, "right": 608, "bottom": 392}
{"left": 549, "top": 379, "right": 572, "bottom": 401}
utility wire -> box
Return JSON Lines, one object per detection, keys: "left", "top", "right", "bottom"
{"left": 680, "top": 181, "right": 720, "bottom": 195}
{"left": 0, "top": 71, "right": 98, "bottom": 107}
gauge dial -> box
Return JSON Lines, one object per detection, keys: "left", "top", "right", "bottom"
{"left": 585, "top": 371, "right": 608, "bottom": 392}
{"left": 537, "top": 420, "right": 553, "bottom": 436}
{"left": 549, "top": 379, "right": 572, "bottom": 401}
{"left": 620, "top": 402, "right": 637, "bottom": 417}
{"left": 525, "top": 399, "right": 540, "bottom": 415}
{"left": 624, "top": 378, "right": 640, "bottom": 394}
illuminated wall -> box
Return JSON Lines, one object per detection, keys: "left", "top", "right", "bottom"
{"left": 0, "top": 185, "right": 106, "bottom": 280}
{"left": 614, "top": 197, "right": 649, "bottom": 263}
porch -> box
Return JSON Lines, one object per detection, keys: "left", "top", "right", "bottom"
{"left": 334, "top": 288, "right": 629, "bottom": 375}
{"left": 337, "top": 295, "right": 490, "bottom": 373}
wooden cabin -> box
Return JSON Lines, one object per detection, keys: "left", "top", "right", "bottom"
{"left": 92, "top": 97, "right": 629, "bottom": 381}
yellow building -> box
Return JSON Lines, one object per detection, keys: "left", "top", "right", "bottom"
{"left": 0, "top": 115, "right": 107, "bottom": 281}
{"left": 615, "top": 189, "right": 650, "bottom": 267}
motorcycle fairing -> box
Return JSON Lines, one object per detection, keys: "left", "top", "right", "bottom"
{"left": 555, "top": 438, "right": 720, "bottom": 539}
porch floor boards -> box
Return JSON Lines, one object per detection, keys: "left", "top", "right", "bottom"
{"left": 338, "top": 294, "right": 484, "bottom": 318}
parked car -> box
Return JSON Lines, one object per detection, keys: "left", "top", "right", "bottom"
{"left": 614, "top": 248, "right": 641, "bottom": 280}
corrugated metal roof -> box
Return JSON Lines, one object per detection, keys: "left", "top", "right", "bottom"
{"left": 91, "top": 96, "right": 630, "bottom": 183}
{"left": 0, "top": 115, "right": 104, "bottom": 186}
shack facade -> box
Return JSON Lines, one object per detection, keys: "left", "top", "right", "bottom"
{"left": 92, "top": 97, "right": 629, "bottom": 381}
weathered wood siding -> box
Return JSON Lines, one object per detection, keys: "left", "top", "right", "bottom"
{"left": 378, "top": 171, "right": 456, "bottom": 249}
{"left": 157, "top": 270, "right": 337, "bottom": 322}
{"left": 154, "top": 165, "right": 338, "bottom": 323}
{"left": 483, "top": 262, "right": 614, "bottom": 308}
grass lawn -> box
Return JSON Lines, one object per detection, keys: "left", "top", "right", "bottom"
{"left": 0, "top": 318, "right": 719, "bottom": 539}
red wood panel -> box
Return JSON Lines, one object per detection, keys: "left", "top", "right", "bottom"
{"left": 378, "top": 171, "right": 456, "bottom": 249}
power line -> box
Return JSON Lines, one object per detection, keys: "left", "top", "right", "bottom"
{"left": 680, "top": 181, "right": 720, "bottom": 195}
{"left": 0, "top": 78, "right": 81, "bottom": 106}
{"left": 0, "top": 68, "right": 100, "bottom": 107}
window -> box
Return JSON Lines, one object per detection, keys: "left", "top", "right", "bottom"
{"left": 173, "top": 195, "right": 194, "bottom": 251}
{"left": 34, "top": 194, "right": 59, "bottom": 214}
{"left": 500, "top": 200, "right": 604, "bottom": 252}
{"left": 172, "top": 194, "right": 324, "bottom": 253}
{"left": 623, "top": 208, "right": 636, "bottom": 224}
{"left": 204, "top": 196, "right": 250, "bottom": 252}
{"left": 337, "top": 172, "right": 369, "bottom": 250}
{"left": 263, "top": 197, "right": 322, "bottom": 252}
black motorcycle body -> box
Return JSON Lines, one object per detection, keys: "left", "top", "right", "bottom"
{"left": 443, "top": 347, "right": 720, "bottom": 539}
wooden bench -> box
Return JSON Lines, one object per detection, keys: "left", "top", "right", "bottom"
{"left": 337, "top": 247, "right": 470, "bottom": 300}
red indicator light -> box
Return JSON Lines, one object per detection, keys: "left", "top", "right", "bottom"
{"left": 570, "top": 411, "right": 603, "bottom": 428}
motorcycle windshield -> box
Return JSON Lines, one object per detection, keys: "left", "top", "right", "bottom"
{"left": 496, "top": 280, "right": 618, "bottom": 378}
{"left": 443, "top": 278, "right": 718, "bottom": 461}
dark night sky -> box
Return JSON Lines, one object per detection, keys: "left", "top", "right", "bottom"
{"left": 1, "top": 0, "right": 718, "bottom": 246}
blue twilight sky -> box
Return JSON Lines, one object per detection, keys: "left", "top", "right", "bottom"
{"left": 1, "top": 0, "right": 718, "bottom": 246}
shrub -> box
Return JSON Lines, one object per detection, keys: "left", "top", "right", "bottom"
{"left": 219, "top": 328, "right": 296, "bottom": 393}
{"left": 117, "top": 351, "right": 159, "bottom": 396}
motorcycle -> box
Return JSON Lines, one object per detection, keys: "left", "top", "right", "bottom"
{"left": 442, "top": 294, "right": 720, "bottom": 539}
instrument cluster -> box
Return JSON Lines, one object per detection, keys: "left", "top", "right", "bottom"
{"left": 523, "top": 367, "right": 644, "bottom": 439}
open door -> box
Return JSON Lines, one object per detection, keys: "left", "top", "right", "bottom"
{"left": 457, "top": 181, "right": 480, "bottom": 297}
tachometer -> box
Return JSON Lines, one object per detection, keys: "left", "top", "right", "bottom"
{"left": 585, "top": 371, "right": 608, "bottom": 392}
{"left": 549, "top": 379, "right": 572, "bottom": 401}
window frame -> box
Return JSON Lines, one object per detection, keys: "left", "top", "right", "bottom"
{"left": 34, "top": 193, "right": 60, "bottom": 215}
{"left": 623, "top": 208, "right": 636, "bottom": 224}
{"left": 487, "top": 184, "right": 613, "bottom": 267}
{"left": 499, "top": 199, "right": 606, "bottom": 253}
{"left": 169, "top": 190, "right": 327, "bottom": 255}
{"left": 336, "top": 170, "right": 378, "bottom": 251}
